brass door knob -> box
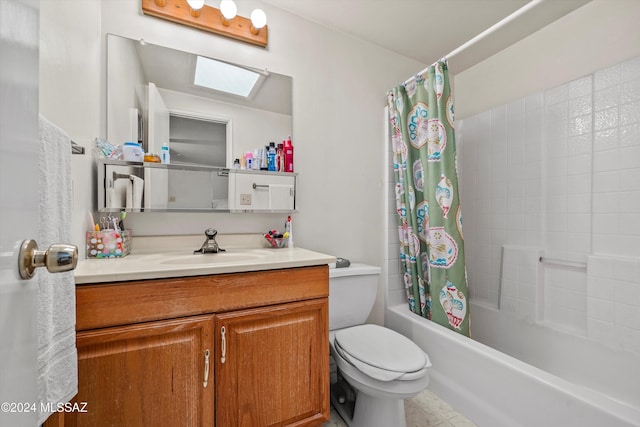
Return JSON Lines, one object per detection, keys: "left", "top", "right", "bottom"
{"left": 18, "top": 240, "right": 78, "bottom": 280}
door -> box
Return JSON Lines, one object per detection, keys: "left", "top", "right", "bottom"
{"left": 66, "top": 315, "right": 215, "bottom": 427}
{"left": 0, "top": 0, "right": 41, "bottom": 426}
{"left": 215, "top": 299, "right": 330, "bottom": 427}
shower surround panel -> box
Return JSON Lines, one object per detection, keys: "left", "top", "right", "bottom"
{"left": 458, "top": 54, "right": 640, "bottom": 357}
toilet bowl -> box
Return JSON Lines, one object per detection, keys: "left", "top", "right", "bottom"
{"left": 329, "top": 264, "right": 431, "bottom": 427}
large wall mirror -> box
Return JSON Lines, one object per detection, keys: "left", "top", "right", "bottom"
{"left": 104, "top": 33, "right": 293, "bottom": 212}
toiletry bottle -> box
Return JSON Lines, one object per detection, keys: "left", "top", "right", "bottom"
{"left": 253, "top": 149, "right": 260, "bottom": 170}
{"left": 233, "top": 158, "right": 240, "bottom": 169}
{"left": 245, "top": 151, "right": 253, "bottom": 170}
{"left": 161, "top": 142, "right": 170, "bottom": 164}
{"left": 267, "top": 142, "right": 277, "bottom": 171}
{"left": 284, "top": 137, "right": 294, "bottom": 172}
{"left": 277, "top": 142, "right": 284, "bottom": 172}
{"left": 261, "top": 146, "right": 268, "bottom": 170}
{"left": 286, "top": 215, "right": 293, "bottom": 248}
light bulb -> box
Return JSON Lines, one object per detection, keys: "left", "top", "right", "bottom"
{"left": 186, "top": 0, "right": 205, "bottom": 9}
{"left": 220, "top": 0, "right": 237, "bottom": 20}
{"left": 186, "top": 0, "right": 205, "bottom": 17}
{"left": 250, "top": 8, "right": 267, "bottom": 34}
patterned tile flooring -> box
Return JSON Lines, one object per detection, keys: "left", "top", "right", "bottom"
{"left": 324, "top": 389, "right": 477, "bottom": 427}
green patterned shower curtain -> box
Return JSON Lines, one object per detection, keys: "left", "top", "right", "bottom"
{"left": 387, "top": 61, "right": 470, "bottom": 336}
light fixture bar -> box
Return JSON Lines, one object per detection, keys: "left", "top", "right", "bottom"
{"left": 141, "top": 0, "right": 268, "bottom": 48}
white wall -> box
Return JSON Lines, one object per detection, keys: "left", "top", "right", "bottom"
{"left": 39, "top": 0, "right": 425, "bottom": 323}
{"left": 40, "top": 0, "right": 102, "bottom": 260}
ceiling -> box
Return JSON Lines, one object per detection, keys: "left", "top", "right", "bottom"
{"left": 262, "top": 0, "right": 591, "bottom": 72}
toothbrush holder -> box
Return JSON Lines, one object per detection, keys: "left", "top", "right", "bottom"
{"left": 86, "top": 229, "right": 131, "bottom": 258}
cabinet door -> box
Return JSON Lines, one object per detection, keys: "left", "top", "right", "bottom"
{"left": 216, "top": 299, "right": 329, "bottom": 427}
{"left": 229, "top": 171, "right": 295, "bottom": 211}
{"left": 68, "top": 315, "right": 215, "bottom": 427}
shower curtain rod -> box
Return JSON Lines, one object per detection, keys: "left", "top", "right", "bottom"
{"left": 403, "top": 0, "right": 544, "bottom": 86}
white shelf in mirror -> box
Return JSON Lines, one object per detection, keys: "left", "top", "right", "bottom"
{"left": 97, "top": 158, "right": 296, "bottom": 213}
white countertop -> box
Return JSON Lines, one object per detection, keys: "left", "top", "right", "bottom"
{"left": 76, "top": 234, "right": 336, "bottom": 284}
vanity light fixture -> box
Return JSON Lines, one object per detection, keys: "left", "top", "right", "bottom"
{"left": 142, "top": 0, "right": 268, "bottom": 48}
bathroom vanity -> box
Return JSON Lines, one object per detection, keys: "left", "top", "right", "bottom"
{"left": 45, "top": 237, "right": 334, "bottom": 427}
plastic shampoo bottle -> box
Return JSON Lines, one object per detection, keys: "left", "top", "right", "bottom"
{"left": 284, "top": 137, "right": 294, "bottom": 172}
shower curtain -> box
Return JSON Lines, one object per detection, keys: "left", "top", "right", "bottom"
{"left": 387, "top": 61, "right": 469, "bottom": 336}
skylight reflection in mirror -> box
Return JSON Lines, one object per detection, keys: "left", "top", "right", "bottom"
{"left": 194, "top": 55, "right": 262, "bottom": 98}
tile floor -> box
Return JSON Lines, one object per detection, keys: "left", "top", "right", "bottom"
{"left": 324, "top": 389, "right": 477, "bottom": 427}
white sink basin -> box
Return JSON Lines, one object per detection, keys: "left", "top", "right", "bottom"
{"left": 157, "top": 249, "right": 274, "bottom": 265}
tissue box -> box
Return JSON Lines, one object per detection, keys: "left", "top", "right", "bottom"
{"left": 86, "top": 229, "right": 131, "bottom": 258}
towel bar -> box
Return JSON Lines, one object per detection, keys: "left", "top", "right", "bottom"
{"left": 539, "top": 256, "right": 586, "bottom": 269}
{"left": 71, "top": 140, "right": 85, "bottom": 154}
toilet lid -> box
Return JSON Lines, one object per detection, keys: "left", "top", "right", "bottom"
{"left": 334, "top": 324, "right": 430, "bottom": 381}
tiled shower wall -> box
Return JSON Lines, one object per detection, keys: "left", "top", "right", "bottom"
{"left": 456, "top": 55, "right": 640, "bottom": 348}
{"left": 384, "top": 108, "right": 404, "bottom": 309}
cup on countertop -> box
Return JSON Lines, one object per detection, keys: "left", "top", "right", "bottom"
{"left": 122, "top": 142, "right": 143, "bottom": 162}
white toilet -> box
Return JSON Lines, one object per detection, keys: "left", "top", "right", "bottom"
{"left": 329, "top": 263, "right": 431, "bottom": 427}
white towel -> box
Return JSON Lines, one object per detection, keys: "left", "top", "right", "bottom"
{"left": 109, "top": 177, "right": 132, "bottom": 210}
{"left": 130, "top": 174, "right": 144, "bottom": 211}
{"left": 37, "top": 115, "right": 78, "bottom": 424}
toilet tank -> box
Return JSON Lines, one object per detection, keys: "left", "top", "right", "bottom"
{"left": 329, "top": 263, "right": 381, "bottom": 331}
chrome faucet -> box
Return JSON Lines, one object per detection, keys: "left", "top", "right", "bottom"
{"left": 194, "top": 228, "right": 226, "bottom": 254}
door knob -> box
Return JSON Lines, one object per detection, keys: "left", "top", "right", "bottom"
{"left": 18, "top": 240, "right": 78, "bottom": 280}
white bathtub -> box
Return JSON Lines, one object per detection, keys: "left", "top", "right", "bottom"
{"left": 386, "top": 303, "right": 640, "bottom": 427}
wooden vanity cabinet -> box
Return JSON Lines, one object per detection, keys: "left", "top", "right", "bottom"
{"left": 71, "top": 315, "right": 214, "bottom": 426}
{"left": 45, "top": 265, "right": 329, "bottom": 427}
{"left": 215, "top": 299, "right": 328, "bottom": 426}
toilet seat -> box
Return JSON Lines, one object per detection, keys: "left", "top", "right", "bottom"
{"left": 334, "top": 324, "right": 431, "bottom": 382}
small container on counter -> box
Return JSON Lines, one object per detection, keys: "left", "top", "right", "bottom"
{"left": 86, "top": 229, "right": 131, "bottom": 258}
{"left": 144, "top": 153, "right": 161, "bottom": 163}
{"left": 122, "top": 142, "right": 143, "bottom": 162}
{"left": 264, "top": 234, "right": 289, "bottom": 248}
